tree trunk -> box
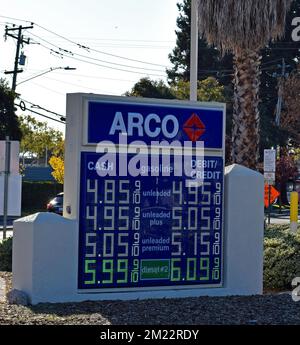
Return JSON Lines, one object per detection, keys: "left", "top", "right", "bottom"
{"left": 279, "top": 179, "right": 289, "bottom": 205}
{"left": 231, "top": 50, "right": 261, "bottom": 170}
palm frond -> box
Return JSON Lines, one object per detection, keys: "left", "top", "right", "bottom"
{"left": 198, "top": 0, "right": 293, "bottom": 53}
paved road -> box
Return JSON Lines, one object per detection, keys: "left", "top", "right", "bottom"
{"left": 266, "top": 208, "right": 299, "bottom": 225}
{"left": 268, "top": 216, "right": 291, "bottom": 225}
{"left": 270, "top": 217, "right": 292, "bottom": 225}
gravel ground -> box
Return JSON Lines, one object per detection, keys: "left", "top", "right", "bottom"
{"left": 1, "top": 272, "right": 300, "bottom": 325}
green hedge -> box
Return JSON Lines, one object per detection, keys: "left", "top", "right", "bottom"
{"left": 0, "top": 237, "right": 12, "bottom": 271}
{"left": 22, "top": 181, "right": 63, "bottom": 212}
{"left": 264, "top": 225, "right": 300, "bottom": 290}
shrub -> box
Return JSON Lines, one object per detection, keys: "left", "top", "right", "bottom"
{"left": 0, "top": 237, "right": 13, "bottom": 272}
{"left": 264, "top": 225, "right": 300, "bottom": 290}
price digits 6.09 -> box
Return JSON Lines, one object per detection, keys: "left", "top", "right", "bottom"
{"left": 83, "top": 256, "right": 220, "bottom": 286}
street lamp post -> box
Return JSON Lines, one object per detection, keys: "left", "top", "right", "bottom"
{"left": 16, "top": 66, "right": 76, "bottom": 87}
{"left": 190, "top": 0, "right": 199, "bottom": 102}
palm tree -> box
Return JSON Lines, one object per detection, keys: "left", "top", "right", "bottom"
{"left": 197, "top": 0, "right": 292, "bottom": 169}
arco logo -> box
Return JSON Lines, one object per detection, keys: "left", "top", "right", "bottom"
{"left": 108, "top": 111, "right": 206, "bottom": 142}
{"left": 183, "top": 113, "right": 206, "bottom": 142}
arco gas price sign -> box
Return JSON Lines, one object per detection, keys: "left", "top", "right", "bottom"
{"left": 72, "top": 95, "right": 225, "bottom": 292}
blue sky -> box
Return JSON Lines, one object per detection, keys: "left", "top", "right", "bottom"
{"left": 0, "top": 0, "right": 179, "bottom": 132}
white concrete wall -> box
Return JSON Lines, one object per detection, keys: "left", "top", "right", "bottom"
{"left": 13, "top": 213, "right": 78, "bottom": 304}
{"left": 223, "top": 164, "right": 264, "bottom": 295}
{"left": 12, "top": 164, "right": 264, "bottom": 304}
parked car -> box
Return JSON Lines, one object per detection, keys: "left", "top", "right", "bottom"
{"left": 47, "top": 192, "right": 64, "bottom": 215}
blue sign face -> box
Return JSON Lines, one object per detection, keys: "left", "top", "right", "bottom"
{"left": 87, "top": 101, "right": 224, "bottom": 149}
{"left": 78, "top": 152, "right": 223, "bottom": 289}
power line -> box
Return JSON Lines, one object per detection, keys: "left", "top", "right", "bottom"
{"left": 0, "top": 15, "right": 32, "bottom": 24}
{"left": 35, "top": 37, "right": 172, "bottom": 49}
{"left": 33, "top": 22, "right": 169, "bottom": 68}
{"left": 264, "top": 47, "right": 300, "bottom": 50}
{"left": 0, "top": 16, "right": 173, "bottom": 44}
{"left": 30, "top": 81, "right": 66, "bottom": 95}
{"left": 1, "top": 16, "right": 170, "bottom": 68}
{"left": 27, "top": 31, "right": 167, "bottom": 73}
{"left": 49, "top": 43, "right": 172, "bottom": 50}
{"left": 42, "top": 75, "right": 121, "bottom": 95}
{"left": 261, "top": 58, "right": 284, "bottom": 67}
{"left": 32, "top": 33, "right": 239, "bottom": 76}
{"left": 25, "top": 68, "right": 137, "bottom": 83}
{"left": 14, "top": 102, "right": 66, "bottom": 124}
{"left": 35, "top": 41, "right": 167, "bottom": 77}
{"left": 48, "top": 37, "right": 174, "bottom": 43}
{"left": 19, "top": 98, "right": 65, "bottom": 119}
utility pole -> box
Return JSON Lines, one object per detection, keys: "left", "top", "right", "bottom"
{"left": 4, "top": 24, "right": 34, "bottom": 91}
{"left": 274, "top": 58, "right": 290, "bottom": 212}
{"left": 275, "top": 58, "right": 287, "bottom": 127}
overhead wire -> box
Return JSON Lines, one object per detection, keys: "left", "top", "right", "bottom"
{"left": 4, "top": 17, "right": 297, "bottom": 79}
{"left": 30, "top": 81, "right": 66, "bottom": 95}
{"left": 0, "top": 15, "right": 32, "bottom": 23}
{"left": 35, "top": 41, "right": 167, "bottom": 77}
{"left": 33, "top": 22, "right": 169, "bottom": 68}
{"left": 15, "top": 103, "right": 65, "bottom": 124}
{"left": 27, "top": 31, "right": 167, "bottom": 73}
{"left": 3, "top": 16, "right": 298, "bottom": 98}
{"left": 19, "top": 97, "right": 65, "bottom": 119}
{"left": 23, "top": 68, "right": 137, "bottom": 83}
{"left": 0, "top": 15, "right": 170, "bottom": 69}
{"left": 42, "top": 75, "right": 121, "bottom": 95}
{"left": 26, "top": 68, "right": 137, "bottom": 83}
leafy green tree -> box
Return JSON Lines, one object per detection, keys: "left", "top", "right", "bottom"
{"left": 125, "top": 77, "right": 175, "bottom": 99}
{"left": 0, "top": 78, "right": 22, "bottom": 140}
{"left": 171, "top": 78, "right": 226, "bottom": 102}
{"left": 167, "top": 0, "right": 233, "bottom": 85}
{"left": 126, "top": 76, "right": 226, "bottom": 103}
{"left": 19, "top": 115, "right": 63, "bottom": 165}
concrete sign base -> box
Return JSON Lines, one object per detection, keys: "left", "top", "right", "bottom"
{"left": 12, "top": 164, "right": 264, "bottom": 305}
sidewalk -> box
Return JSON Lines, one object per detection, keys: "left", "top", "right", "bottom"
{"left": 266, "top": 207, "right": 299, "bottom": 225}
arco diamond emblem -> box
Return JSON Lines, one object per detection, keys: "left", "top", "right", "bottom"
{"left": 183, "top": 113, "right": 206, "bottom": 142}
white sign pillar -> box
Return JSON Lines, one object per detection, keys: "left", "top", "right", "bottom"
{"left": 0, "top": 140, "right": 22, "bottom": 217}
